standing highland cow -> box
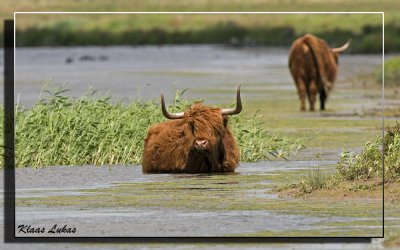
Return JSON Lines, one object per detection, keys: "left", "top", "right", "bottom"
{"left": 288, "top": 34, "right": 351, "bottom": 111}
{"left": 142, "top": 86, "right": 242, "bottom": 173}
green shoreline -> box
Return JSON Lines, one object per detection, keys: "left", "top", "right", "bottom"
{"left": 10, "top": 22, "right": 392, "bottom": 53}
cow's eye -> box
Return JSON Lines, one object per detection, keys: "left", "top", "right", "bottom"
{"left": 178, "top": 130, "right": 185, "bottom": 137}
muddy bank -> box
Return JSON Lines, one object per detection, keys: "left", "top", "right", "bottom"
{"left": 277, "top": 179, "right": 399, "bottom": 202}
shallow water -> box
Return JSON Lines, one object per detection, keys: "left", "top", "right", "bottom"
{"left": 14, "top": 161, "right": 336, "bottom": 190}
{"left": 10, "top": 45, "right": 381, "bottom": 106}
{"left": 7, "top": 162, "right": 382, "bottom": 238}
{"left": 14, "top": 206, "right": 377, "bottom": 237}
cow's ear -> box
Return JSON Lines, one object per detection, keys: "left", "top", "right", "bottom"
{"left": 333, "top": 53, "right": 339, "bottom": 64}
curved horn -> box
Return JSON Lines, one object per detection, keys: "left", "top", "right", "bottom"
{"left": 161, "top": 93, "right": 185, "bottom": 119}
{"left": 332, "top": 39, "right": 351, "bottom": 53}
{"left": 221, "top": 85, "right": 242, "bottom": 116}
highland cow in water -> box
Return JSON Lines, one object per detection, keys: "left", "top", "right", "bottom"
{"left": 288, "top": 34, "right": 351, "bottom": 111}
{"left": 142, "top": 86, "right": 242, "bottom": 173}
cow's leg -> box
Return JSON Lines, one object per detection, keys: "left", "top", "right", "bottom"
{"left": 308, "top": 80, "right": 318, "bottom": 111}
{"left": 296, "top": 80, "right": 307, "bottom": 111}
{"left": 320, "top": 88, "right": 327, "bottom": 110}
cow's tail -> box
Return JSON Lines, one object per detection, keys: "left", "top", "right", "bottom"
{"left": 303, "top": 38, "right": 331, "bottom": 95}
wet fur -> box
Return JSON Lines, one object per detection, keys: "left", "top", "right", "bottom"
{"left": 142, "top": 103, "right": 240, "bottom": 173}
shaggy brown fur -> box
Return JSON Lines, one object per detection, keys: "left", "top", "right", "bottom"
{"left": 288, "top": 34, "right": 348, "bottom": 111}
{"left": 142, "top": 103, "right": 240, "bottom": 173}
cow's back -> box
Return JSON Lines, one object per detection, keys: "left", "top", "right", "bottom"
{"left": 288, "top": 35, "right": 318, "bottom": 85}
{"left": 289, "top": 34, "right": 337, "bottom": 91}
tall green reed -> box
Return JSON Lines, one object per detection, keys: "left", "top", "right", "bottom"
{"left": 1, "top": 87, "right": 303, "bottom": 167}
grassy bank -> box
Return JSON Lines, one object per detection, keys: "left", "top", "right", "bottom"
{"left": 276, "top": 122, "right": 400, "bottom": 195}
{"left": 0, "top": 86, "right": 303, "bottom": 168}
{"left": 337, "top": 122, "right": 399, "bottom": 182}
{"left": 274, "top": 122, "right": 399, "bottom": 243}
{"left": 13, "top": 20, "right": 389, "bottom": 53}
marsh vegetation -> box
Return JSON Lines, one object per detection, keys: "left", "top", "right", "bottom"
{"left": 0, "top": 86, "right": 303, "bottom": 168}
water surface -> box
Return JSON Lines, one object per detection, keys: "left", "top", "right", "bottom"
{"left": 11, "top": 45, "right": 381, "bottom": 106}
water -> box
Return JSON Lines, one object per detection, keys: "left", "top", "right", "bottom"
{"left": 10, "top": 45, "right": 381, "bottom": 106}
{"left": 7, "top": 162, "right": 381, "bottom": 238}
{"left": 13, "top": 161, "right": 332, "bottom": 190}
{"left": 0, "top": 46, "right": 386, "bottom": 248}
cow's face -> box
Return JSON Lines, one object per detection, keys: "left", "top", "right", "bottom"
{"left": 185, "top": 104, "right": 226, "bottom": 154}
{"left": 160, "top": 85, "right": 242, "bottom": 171}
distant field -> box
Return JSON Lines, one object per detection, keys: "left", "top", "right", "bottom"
{"left": 2, "top": 0, "right": 398, "bottom": 51}
{"left": 3, "top": 0, "right": 398, "bottom": 31}
{"left": 11, "top": 13, "right": 387, "bottom": 53}
{"left": 12, "top": 12, "right": 383, "bottom": 34}
{"left": 2, "top": 0, "right": 399, "bottom": 23}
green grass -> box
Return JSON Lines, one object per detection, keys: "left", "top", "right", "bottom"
{"left": 231, "top": 110, "right": 305, "bottom": 162}
{"left": 275, "top": 122, "right": 400, "bottom": 195}
{"left": 284, "top": 122, "right": 400, "bottom": 194}
{"left": 13, "top": 87, "right": 161, "bottom": 167}
{"left": 273, "top": 163, "right": 340, "bottom": 194}
{"left": 297, "top": 167, "right": 337, "bottom": 193}
{"left": 0, "top": 86, "right": 302, "bottom": 168}
{"left": 336, "top": 122, "right": 400, "bottom": 182}
{"left": 6, "top": 1, "right": 396, "bottom": 33}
